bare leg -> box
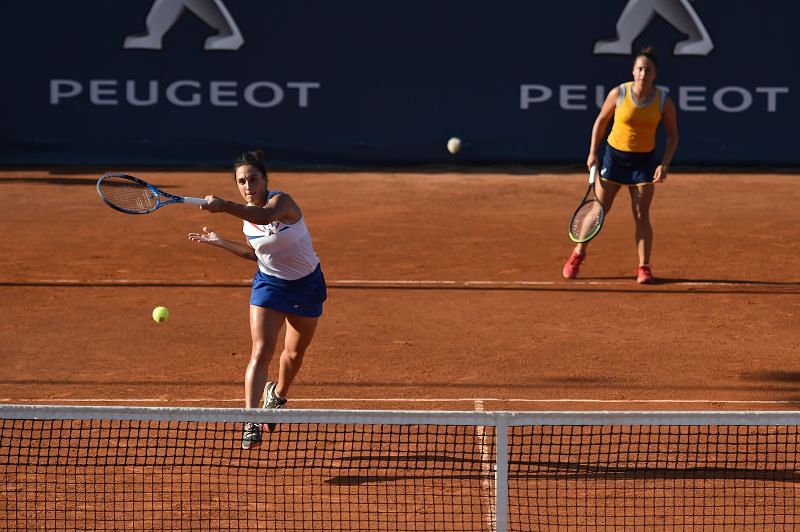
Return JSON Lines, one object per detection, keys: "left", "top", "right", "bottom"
{"left": 244, "top": 306, "right": 285, "bottom": 408}
{"left": 629, "top": 184, "right": 655, "bottom": 265}
{"left": 275, "top": 314, "right": 319, "bottom": 398}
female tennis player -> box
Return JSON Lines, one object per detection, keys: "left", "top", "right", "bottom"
{"left": 563, "top": 47, "right": 679, "bottom": 284}
{"left": 188, "top": 149, "right": 327, "bottom": 449}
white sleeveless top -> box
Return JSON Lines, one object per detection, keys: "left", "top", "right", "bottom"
{"left": 242, "top": 191, "right": 321, "bottom": 280}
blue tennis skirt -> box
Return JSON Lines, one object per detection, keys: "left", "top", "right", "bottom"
{"left": 250, "top": 264, "right": 327, "bottom": 318}
{"left": 601, "top": 145, "right": 657, "bottom": 186}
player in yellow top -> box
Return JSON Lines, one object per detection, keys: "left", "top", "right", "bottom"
{"left": 563, "top": 47, "right": 678, "bottom": 284}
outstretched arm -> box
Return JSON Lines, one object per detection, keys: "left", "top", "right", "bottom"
{"left": 187, "top": 227, "right": 256, "bottom": 260}
{"left": 199, "top": 192, "right": 299, "bottom": 225}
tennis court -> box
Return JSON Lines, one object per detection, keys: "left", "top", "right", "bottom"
{"left": 1, "top": 168, "right": 798, "bottom": 409}
{"left": 1, "top": 168, "right": 800, "bottom": 528}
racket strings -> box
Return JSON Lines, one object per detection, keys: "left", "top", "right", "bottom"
{"left": 569, "top": 201, "right": 604, "bottom": 242}
{"left": 98, "top": 177, "right": 158, "bottom": 213}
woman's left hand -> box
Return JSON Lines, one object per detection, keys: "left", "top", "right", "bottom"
{"left": 653, "top": 165, "right": 668, "bottom": 183}
{"left": 188, "top": 226, "right": 222, "bottom": 246}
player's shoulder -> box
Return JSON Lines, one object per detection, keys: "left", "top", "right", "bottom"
{"left": 612, "top": 82, "right": 627, "bottom": 94}
{"left": 659, "top": 90, "right": 677, "bottom": 111}
{"left": 267, "top": 189, "right": 302, "bottom": 221}
{"left": 601, "top": 84, "right": 622, "bottom": 108}
{"left": 270, "top": 189, "right": 301, "bottom": 205}
{"left": 266, "top": 189, "right": 294, "bottom": 205}
{"left": 607, "top": 83, "right": 623, "bottom": 99}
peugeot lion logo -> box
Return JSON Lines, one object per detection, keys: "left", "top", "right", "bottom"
{"left": 124, "top": 0, "right": 244, "bottom": 51}
{"left": 594, "top": 0, "right": 713, "bottom": 55}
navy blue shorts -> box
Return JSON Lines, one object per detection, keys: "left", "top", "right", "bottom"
{"left": 601, "top": 145, "right": 657, "bottom": 186}
{"left": 250, "top": 264, "right": 327, "bottom": 318}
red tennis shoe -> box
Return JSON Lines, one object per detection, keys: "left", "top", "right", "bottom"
{"left": 562, "top": 251, "right": 585, "bottom": 279}
{"left": 637, "top": 264, "right": 654, "bottom": 284}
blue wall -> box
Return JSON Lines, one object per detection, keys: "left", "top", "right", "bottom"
{"left": 2, "top": 1, "right": 795, "bottom": 167}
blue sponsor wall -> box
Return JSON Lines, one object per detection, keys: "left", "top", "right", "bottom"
{"left": 1, "top": 1, "right": 795, "bottom": 167}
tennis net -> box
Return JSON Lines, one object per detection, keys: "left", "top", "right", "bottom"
{"left": 1, "top": 405, "right": 799, "bottom": 530}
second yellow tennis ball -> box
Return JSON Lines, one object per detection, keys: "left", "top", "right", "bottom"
{"left": 152, "top": 306, "right": 170, "bottom": 323}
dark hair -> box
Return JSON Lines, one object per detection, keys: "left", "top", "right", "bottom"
{"left": 233, "top": 149, "right": 268, "bottom": 177}
{"left": 635, "top": 46, "right": 658, "bottom": 69}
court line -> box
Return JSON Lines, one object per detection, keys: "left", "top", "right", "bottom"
{"left": 3, "top": 397, "right": 800, "bottom": 405}
{"left": 5, "top": 278, "right": 798, "bottom": 288}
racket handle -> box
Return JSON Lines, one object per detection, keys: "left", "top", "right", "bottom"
{"left": 589, "top": 165, "right": 598, "bottom": 184}
{"left": 183, "top": 197, "right": 208, "bottom": 205}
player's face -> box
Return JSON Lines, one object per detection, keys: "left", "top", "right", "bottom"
{"left": 632, "top": 57, "right": 656, "bottom": 86}
{"left": 235, "top": 164, "right": 268, "bottom": 206}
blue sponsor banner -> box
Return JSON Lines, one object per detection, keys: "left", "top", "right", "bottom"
{"left": 1, "top": 1, "right": 795, "bottom": 167}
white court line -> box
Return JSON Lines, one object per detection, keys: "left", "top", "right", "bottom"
{"left": 334, "top": 279, "right": 459, "bottom": 285}
{"left": 12, "top": 278, "right": 795, "bottom": 288}
{"left": 3, "top": 397, "right": 800, "bottom": 405}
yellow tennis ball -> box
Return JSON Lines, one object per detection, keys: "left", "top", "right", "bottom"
{"left": 447, "top": 137, "right": 462, "bottom": 154}
{"left": 152, "top": 306, "right": 170, "bottom": 323}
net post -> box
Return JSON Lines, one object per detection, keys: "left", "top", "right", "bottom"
{"left": 494, "top": 413, "right": 509, "bottom": 532}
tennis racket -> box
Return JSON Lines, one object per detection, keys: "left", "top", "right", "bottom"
{"left": 568, "top": 165, "right": 605, "bottom": 243}
{"left": 96, "top": 173, "right": 207, "bottom": 215}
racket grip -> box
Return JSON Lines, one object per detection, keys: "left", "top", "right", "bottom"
{"left": 183, "top": 197, "right": 208, "bottom": 205}
{"left": 589, "top": 165, "right": 598, "bottom": 184}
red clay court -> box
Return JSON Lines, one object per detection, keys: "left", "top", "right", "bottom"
{"left": 1, "top": 168, "right": 798, "bottom": 411}
{"left": 1, "top": 168, "right": 799, "bottom": 529}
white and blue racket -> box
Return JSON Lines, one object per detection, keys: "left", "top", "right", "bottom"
{"left": 96, "top": 173, "right": 207, "bottom": 215}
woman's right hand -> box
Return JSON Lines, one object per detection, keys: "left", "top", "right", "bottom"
{"left": 586, "top": 153, "right": 599, "bottom": 171}
{"left": 188, "top": 227, "right": 222, "bottom": 246}
{"left": 200, "top": 195, "right": 227, "bottom": 213}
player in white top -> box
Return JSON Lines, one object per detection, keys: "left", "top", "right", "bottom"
{"left": 188, "top": 149, "right": 326, "bottom": 449}
{"left": 242, "top": 193, "right": 320, "bottom": 280}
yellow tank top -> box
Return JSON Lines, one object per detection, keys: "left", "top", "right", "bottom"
{"left": 607, "top": 82, "right": 664, "bottom": 153}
